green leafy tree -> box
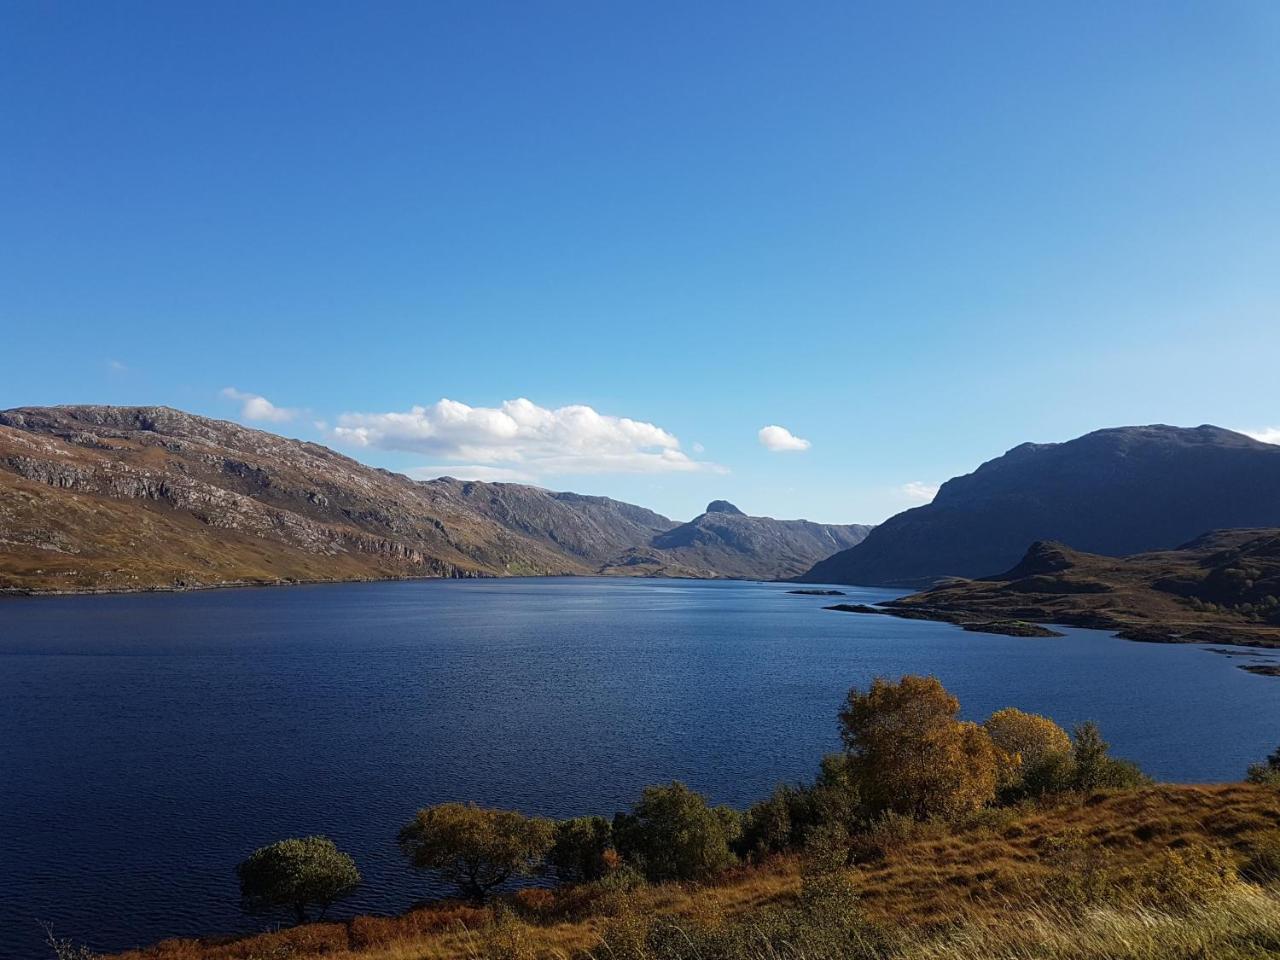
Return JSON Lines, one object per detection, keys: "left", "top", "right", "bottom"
{"left": 236, "top": 836, "right": 361, "bottom": 923}
{"left": 1071, "top": 721, "right": 1147, "bottom": 791}
{"left": 548, "top": 815, "right": 614, "bottom": 883}
{"left": 839, "top": 675, "right": 1000, "bottom": 820}
{"left": 398, "top": 802, "right": 555, "bottom": 901}
{"left": 613, "top": 782, "right": 738, "bottom": 881}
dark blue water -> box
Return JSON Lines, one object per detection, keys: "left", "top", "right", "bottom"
{"left": 3, "top": 577, "right": 1279, "bottom": 959}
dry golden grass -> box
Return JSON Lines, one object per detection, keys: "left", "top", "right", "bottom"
{"left": 104, "top": 784, "right": 1280, "bottom": 960}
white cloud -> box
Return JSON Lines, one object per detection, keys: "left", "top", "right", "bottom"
{"left": 107, "top": 358, "right": 127, "bottom": 372}
{"left": 1244, "top": 427, "right": 1280, "bottom": 445}
{"left": 221, "top": 387, "right": 297, "bottom": 423}
{"left": 758, "top": 424, "right": 811, "bottom": 452}
{"left": 331, "top": 398, "right": 722, "bottom": 477}
{"left": 898, "top": 481, "right": 940, "bottom": 504}
{"left": 408, "top": 465, "right": 536, "bottom": 483}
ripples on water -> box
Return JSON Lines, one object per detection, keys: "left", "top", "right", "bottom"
{"left": 2, "top": 577, "right": 1279, "bottom": 958}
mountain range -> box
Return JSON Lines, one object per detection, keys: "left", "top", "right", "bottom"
{"left": 0, "top": 405, "right": 871, "bottom": 593}
{"left": 803, "top": 424, "right": 1280, "bottom": 587}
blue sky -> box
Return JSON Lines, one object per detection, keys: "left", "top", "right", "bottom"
{"left": 3, "top": 2, "right": 1278, "bottom": 523}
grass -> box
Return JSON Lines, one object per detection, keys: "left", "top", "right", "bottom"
{"left": 102, "top": 784, "right": 1280, "bottom": 960}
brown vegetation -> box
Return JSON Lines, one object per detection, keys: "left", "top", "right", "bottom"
{"left": 103, "top": 784, "right": 1280, "bottom": 960}
{"left": 831, "top": 531, "right": 1280, "bottom": 648}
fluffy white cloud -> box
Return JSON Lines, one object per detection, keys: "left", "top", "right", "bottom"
{"left": 1244, "top": 427, "right": 1280, "bottom": 445}
{"left": 898, "top": 481, "right": 940, "bottom": 503}
{"left": 758, "top": 424, "right": 811, "bottom": 452}
{"left": 332, "top": 398, "right": 721, "bottom": 477}
{"left": 221, "top": 387, "right": 297, "bottom": 423}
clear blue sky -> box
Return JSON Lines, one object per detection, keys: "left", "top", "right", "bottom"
{"left": 3, "top": 2, "right": 1278, "bottom": 523}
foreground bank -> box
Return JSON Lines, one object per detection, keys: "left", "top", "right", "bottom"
{"left": 58, "top": 676, "right": 1280, "bottom": 960}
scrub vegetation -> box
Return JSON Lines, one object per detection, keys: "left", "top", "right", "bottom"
{"left": 83, "top": 675, "right": 1280, "bottom": 960}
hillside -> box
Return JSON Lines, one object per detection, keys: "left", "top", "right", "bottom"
{"left": 107, "top": 784, "right": 1280, "bottom": 960}
{"left": 803, "top": 424, "right": 1280, "bottom": 587}
{"left": 599, "top": 499, "right": 873, "bottom": 579}
{"left": 830, "top": 528, "right": 1280, "bottom": 648}
{"left": 0, "top": 405, "right": 866, "bottom": 593}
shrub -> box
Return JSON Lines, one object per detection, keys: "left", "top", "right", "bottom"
{"left": 839, "top": 675, "right": 1001, "bottom": 820}
{"left": 848, "top": 811, "right": 948, "bottom": 863}
{"left": 612, "top": 782, "right": 739, "bottom": 881}
{"left": 984, "top": 707, "right": 1072, "bottom": 790}
{"left": 807, "top": 753, "right": 865, "bottom": 833}
{"left": 1241, "top": 834, "right": 1280, "bottom": 883}
{"left": 739, "top": 784, "right": 817, "bottom": 859}
{"left": 1071, "top": 721, "right": 1148, "bottom": 791}
{"left": 41, "top": 925, "right": 101, "bottom": 960}
{"left": 398, "top": 803, "right": 554, "bottom": 901}
{"left": 1127, "top": 843, "right": 1236, "bottom": 907}
{"left": 1040, "top": 829, "right": 1115, "bottom": 906}
{"left": 235, "top": 836, "right": 360, "bottom": 923}
{"left": 1246, "top": 744, "right": 1280, "bottom": 786}
{"left": 548, "top": 815, "right": 614, "bottom": 883}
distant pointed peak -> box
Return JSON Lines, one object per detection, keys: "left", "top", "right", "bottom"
{"left": 705, "top": 500, "right": 744, "bottom": 516}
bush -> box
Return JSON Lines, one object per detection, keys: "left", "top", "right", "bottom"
{"left": 1241, "top": 834, "right": 1280, "bottom": 883}
{"left": 1246, "top": 744, "right": 1280, "bottom": 786}
{"left": 548, "top": 815, "right": 614, "bottom": 882}
{"left": 41, "top": 925, "right": 101, "bottom": 960}
{"left": 1127, "top": 843, "right": 1236, "bottom": 907}
{"left": 984, "top": 707, "right": 1072, "bottom": 792}
{"left": 398, "top": 803, "right": 554, "bottom": 901}
{"left": 738, "top": 784, "right": 816, "bottom": 859}
{"left": 235, "top": 836, "right": 360, "bottom": 923}
{"left": 1040, "top": 829, "right": 1115, "bottom": 906}
{"left": 809, "top": 752, "right": 864, "bottom": 833}
{"left": 839, "top": 675, "right": 1001, "bottom": 820}
{"left": 613, "top": 782, "right": 739, "bottom": 881}
{"left": 1071, "top": 721, "right": 1148, "bottom": 791}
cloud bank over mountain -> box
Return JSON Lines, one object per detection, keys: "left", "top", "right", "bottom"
{"left": 332, "top": 397, "right": 722, "bottom": 477}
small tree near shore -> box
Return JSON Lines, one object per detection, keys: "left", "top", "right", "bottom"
{"left": 612, "top": 782, "right": 739, "bottom": 881}
{"left": 839, "top": 675, "right": 1001, "bottom": 820}
{"left": 236, "top": 836, "right": 361, "bottom": 924}
{"left": 398, "top": 802, "right": 555, "bottom": 901}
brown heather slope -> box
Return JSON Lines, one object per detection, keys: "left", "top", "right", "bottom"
{"left": 0, "top": 405, "right": 870, "bottom": 592}
{"left": 106, "top": 784, "right": 1280, "bottom": 960}
{"left": 830, "top": 529, "right": 1280, "bottom": 648}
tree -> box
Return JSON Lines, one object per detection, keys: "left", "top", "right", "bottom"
{"left": 1071, "top": 721, "right": 1147, "bottom": 791}
{"left": 984, "top": 707, "right": 1072, "bottom": 791}
{"left": 739, "top": 786, "right": 799, "bottom": 859}
{"left": 838, "top": 675, "right": 1000, "bottom": 820}
{"left": 236, "top": 836, "right": 361, "bottom": 923}
{"left": 612, "top": 782, "right": 738, "bottom": 881}
{"left": 398, "top": 803, "right": 554, "bottom": 901}
{"left": 548, "top": 815, "right": 614, "bottom": 883}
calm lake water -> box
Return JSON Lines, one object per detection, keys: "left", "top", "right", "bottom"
{"left": 3, "top": 576, "right": 1279, "bottom": 958}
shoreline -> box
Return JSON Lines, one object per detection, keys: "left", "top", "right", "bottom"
{"left": 0, "top": 569, "right": 802, "bottom": 600}
{"left": 824, "top": 601, "right": 1280, "bottom": 651}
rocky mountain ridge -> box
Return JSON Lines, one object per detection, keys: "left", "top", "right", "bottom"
{"left": 0, "top": 405, "right": 868, "bottom": 593}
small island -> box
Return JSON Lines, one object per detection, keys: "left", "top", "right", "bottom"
{"left": 787, "top": 588, "right": 846, "bottom": 596}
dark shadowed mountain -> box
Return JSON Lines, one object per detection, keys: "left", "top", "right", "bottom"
{"left": 601, "top": 501, "right": 873, "bottom": 580}
{"left": 0, "top": 406, "right": 868, "bottom": 593}
{"left": 802, "top": 425, "right": 1280, "bottom": 587}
